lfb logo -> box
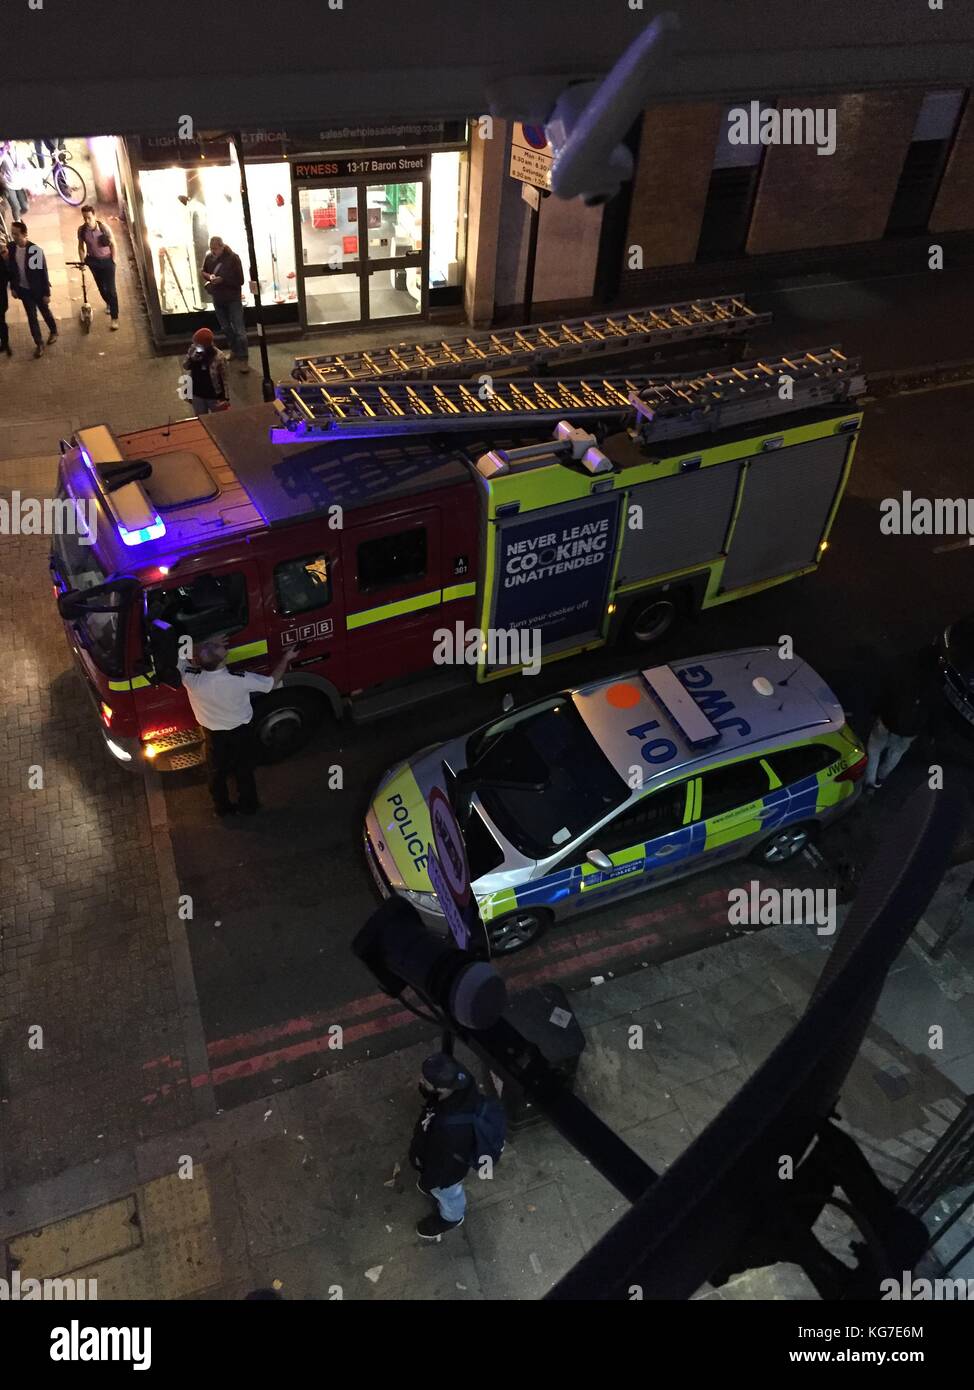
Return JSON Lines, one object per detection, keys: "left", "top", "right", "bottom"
{"left": 283, "top": 619, "right": 333, "bottom": 645}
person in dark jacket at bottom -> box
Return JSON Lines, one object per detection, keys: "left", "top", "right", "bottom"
{"left": 409, "top": 1053, "right": 482, "bottom": 1240}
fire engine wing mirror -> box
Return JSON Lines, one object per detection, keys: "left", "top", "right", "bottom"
{"left": 501, "top": 692, "right": 515, "bottom": 713}
{"left": 586, "top": 849, "right": 613, "bottom": 871}
{"left": 58, "top": 576, "right": 140, "bottom": 620}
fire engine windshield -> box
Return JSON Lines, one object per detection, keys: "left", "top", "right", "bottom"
{"left": 468, "top": 699, "right": 627, "bottom": 859}
{"left": 51, "top": 498, "right": 129, "bottom": 680}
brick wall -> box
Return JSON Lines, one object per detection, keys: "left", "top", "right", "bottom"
{"left": 930, "top": 97, "right": 974, "bottom": 234}
{"left": 624, "top": 103, "right": 723, "bottom": 269}
{"left": 747, "top": 93, "right": 922, "bottom": 254}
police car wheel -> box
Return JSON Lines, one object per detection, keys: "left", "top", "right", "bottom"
{"left": 253, "top": 689, "right": 326, "bottom": 762}
{"left": 627, "top": 597, "right": 677, "bottom": 646}
{"left": 486, "top": 908, "right": 550, "bottom": 955}
{"left": 753, "top": 824, "right": 813, "bottom": 865}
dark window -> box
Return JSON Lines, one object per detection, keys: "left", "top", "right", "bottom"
{"left": 464, "top": 807, "right": 506, "bottom": 880}
{"left": 275, "top": 553, "right": 332, "bottom": 616}
{"left": 357, "top": 528, "right": 427, "bottom": 593}
{"left": 76, "top": 589, "right": 129, "bottom": 679}
{"left": 700, "top": 759, "right": 770, "bottom": 819}
{"left": 767, "top": 744, "right": 834, "bottom": 785}
{"left": 596, "top": 782, "right": 688, "bottom": 855}
{"left": 696, "top": 166, "right": 761, "bottom": 260}
{"left": 154, "top": 572, "right": 248, "bottom": 640}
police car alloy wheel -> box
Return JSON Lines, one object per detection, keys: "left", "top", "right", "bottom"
{"left": 487, "top": 909, "right": 550, "bottom": 955}
{"left": 754, "top": 824, "right": 812, "bottom": 865}
{"left": 629, "top": 597, "right": 677, "bottom": 645}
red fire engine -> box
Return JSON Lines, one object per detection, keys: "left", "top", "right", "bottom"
{"left": 51, "top": 302, "right": 865, "bottom": 772}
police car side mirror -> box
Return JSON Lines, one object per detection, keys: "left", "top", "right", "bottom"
{"left": 586, "top": 849, "right": 613, "bottom": 871}
{"left": 502, "top": 693, "right": 515, "bottom": 713}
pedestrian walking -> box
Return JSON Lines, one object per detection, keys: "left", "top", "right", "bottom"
{"left": 182, "top": 327, "right": 229, "bottom": 415}
{"left": 201, "top": 235, "right": 250, "bottom": 371}
{"left": 0, "top": 238, "right": 12, "bottom": 357}
{"left": 77, "top": 205, "right": 119, "bottom": 329}
{"left": 33, "top": 137, "right": 64, "bottom": 168}
{"left": 176, "top": 635, "right": 298, "bottom": 817}
{"left": 864, "top": 646, "right": 941, "bottom": 791}
{"left": 6, "top": 220, "right": 57, "bottom": 357}
{"left": 408, "top": 1052, "right": 507, "bottom": 1241}
{"left": 0, "top": 140, "right": 30, "bottom": 221}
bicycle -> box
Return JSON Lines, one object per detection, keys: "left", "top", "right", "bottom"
{"left": 65, "top": 260, "right": 94, "bottom": 332}
{"left": 27, "top": 146, "right": 87, "bottom": 207}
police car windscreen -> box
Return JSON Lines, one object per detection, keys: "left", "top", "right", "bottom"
{"left": 470, "top": 699, "right": 628, "bottom": 859}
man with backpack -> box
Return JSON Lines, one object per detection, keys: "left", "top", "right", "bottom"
{"left": 409, "top": 1051, "right": 506, "bottom": 1241}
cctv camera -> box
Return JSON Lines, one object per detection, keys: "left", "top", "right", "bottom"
{"left": 547, "top": 83, "right": 635, "bottom": 206}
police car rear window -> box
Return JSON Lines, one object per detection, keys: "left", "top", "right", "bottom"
{"left": 767, "top": 744, "right": 834, "bottom": 784}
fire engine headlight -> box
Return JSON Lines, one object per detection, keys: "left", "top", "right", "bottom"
{"left": 143, "top": 743, "right": 160, "bottom": 760}
{"left": 402, "top": 889, "right": 443, "bottom": 916}
{"left": 106, "top": 739, "right": 133, "bottom": 763}
{"left": 100, "top": 701, "right": 114, "bottom": 727}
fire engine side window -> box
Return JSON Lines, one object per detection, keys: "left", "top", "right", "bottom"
{"left": 274, "top": 554, "right": 332, "bottom": 616}
{"left": 155, "top": 572, "right": 248, "bottom": 640}
{"left": 356, "top": 527, "right": 427, "bottom": 593}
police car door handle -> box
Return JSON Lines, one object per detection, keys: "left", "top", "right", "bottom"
{"left": 651, "top": 843, "right": 680, "bottom": 855}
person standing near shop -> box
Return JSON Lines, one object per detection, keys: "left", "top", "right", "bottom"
{"left": 77, "top": 205, "right": 119, "bottom": 329}
{"left": 176, "top": 635, "right": 298, "bottom": 817}
{"left": 0, "top": 141, "right": 30, "bottom": 221}
{"left": 182, "top": 327, "right": 229, "bottom": 415}
{"left": 201, "top": 235, "right": 250, "bottom": 372}
{"left": 6, "top": 221, "right": 57, "bottom": 358}
{"left": 0, "top": 237, "right": 12, "bottom": 357}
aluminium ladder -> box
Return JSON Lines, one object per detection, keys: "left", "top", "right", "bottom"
{"left": 290, "top": 294, "right": 770, "bottom": 386}
{"left": 271, "top": 348, "right": 866, "bottom": 447}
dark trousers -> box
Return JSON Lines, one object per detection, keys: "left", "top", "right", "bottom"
{"left": 17, "top": 290, "right": 57, "bottom": 346}
{"left": 87, "top": 257, "right": 118, "bottom": 319}
{"left": 0, "top": 302, "right": 8, "bottom": 351}
{"left": 203, "top": 722, "right": 260, "bottom": 812}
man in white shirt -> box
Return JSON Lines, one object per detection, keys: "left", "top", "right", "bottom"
{"left": 177, "top": 635, "right": 298, "bottom": 817}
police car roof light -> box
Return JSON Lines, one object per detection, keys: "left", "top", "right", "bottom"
{"left": 642, "top": 664, "right": 721, "bottom": 747}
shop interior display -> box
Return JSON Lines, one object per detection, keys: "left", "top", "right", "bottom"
{"left": 139, "top": 160, "right": 297, "bottom": 317}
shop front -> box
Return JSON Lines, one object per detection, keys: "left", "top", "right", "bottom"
{"left": 118, "top": 123, "right": 468, "bottom": 349}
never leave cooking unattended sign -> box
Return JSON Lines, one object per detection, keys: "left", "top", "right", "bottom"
{"left": 489, "top": 496, "right": 621, "bottom": 650}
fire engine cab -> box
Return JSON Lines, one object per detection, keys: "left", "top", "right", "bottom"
{"left": 51, "top": 312, "right": 865, "bottom": 773}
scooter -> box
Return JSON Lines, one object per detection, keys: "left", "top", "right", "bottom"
{"left": 65, "top": 259, "right": 94, "bottom": 333}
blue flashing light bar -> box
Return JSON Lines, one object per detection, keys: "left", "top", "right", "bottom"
{"left": 117, "top": 517, "right": 166, "bottom": 547}
{"left": 77, "top": 432, "right": 167, "bottom": 548}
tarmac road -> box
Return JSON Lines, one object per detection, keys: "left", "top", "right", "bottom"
{"left": 160, "top": 383, "right": 974, "bottom": 1109}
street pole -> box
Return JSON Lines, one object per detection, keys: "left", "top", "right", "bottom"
{"left": 229, "top": 131, "right": 275, "bottom": 403}
{"left": 523, "top": 198, "right": 539, "bottom": 324}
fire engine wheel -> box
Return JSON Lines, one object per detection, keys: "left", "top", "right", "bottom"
{"left": 752, "top": 823, "right": 815, "bottom": 866}
{"left": 253, "top": 688, "right": 327, "bottom": 762}
{"left": 626, "top": 596, "right": 678, "bottom": 646}
{"left": 485, "top": 907, "right": 550, "bottom": 955}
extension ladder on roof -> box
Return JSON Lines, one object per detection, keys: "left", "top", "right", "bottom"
{"left": 290, "top": 294, "right": 770, "bottom": 386}
{"left": 271, "top": 348, "right": 865, "bottom": 446}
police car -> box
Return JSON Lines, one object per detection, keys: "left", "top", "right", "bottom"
{"left": 363, "top": 648, "right": 867, "bottom": 954}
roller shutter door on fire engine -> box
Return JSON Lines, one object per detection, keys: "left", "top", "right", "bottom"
{"left": 617, "top": 463, "right": 740, "bottom": 586}
{"left": 720, "top": 434, "right": 850, "bottom": 591}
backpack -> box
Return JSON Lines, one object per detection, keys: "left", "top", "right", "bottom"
{"left": 443, "top": 1094, "right": 507, "bottom": 1168}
